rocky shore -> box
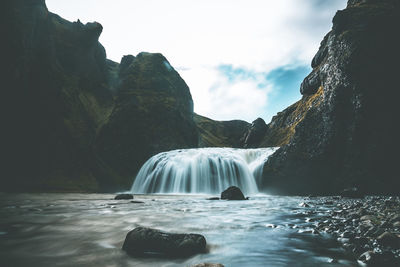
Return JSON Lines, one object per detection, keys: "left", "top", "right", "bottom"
{"left": 299, "top": 196, "right": 400, "bottom": 266}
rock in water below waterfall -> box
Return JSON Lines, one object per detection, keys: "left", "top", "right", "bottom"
{"left": 114, "top": 194, "right": 133, "bottom": 200}
{"left": 122, "top": 227, "right": 207, "bottom": 257}
{"left": 190, "top": 264, "right": 225, "bottom": 267}
{"left": 221, "top": 186, "right": 246, "bottom": 200}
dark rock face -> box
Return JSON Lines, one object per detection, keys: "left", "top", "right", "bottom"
{"left": 95, "top": 53, "right": 198, "bottom": 189}
{"left": 122, "top": 227, "right": 206, "bottom": 257}
{"left": 221, "top": 186, "right": 246, "bottom": 200}
{"left": 3, "top": 0, "right": 113, "bottom": 192}
{"left": 114, "top": 194, "right": 133, "bottom": 200}
{"left": 262, "top": 0, "right": 400, "bottom": 195}
{"left": 194, "top": 114, "right": 249, "bottom": 148}
{"left": 258, "top": 89, "right": 324, "bottom": 148}
{"left": 3, "top": 1, "right": 198, "bottom": 192}
{"left": 241, "top": 118, "right": 268, "bottom": 148}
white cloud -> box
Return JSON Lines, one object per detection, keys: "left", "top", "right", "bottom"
{"left": 46, "top": 0, "right": 347, "bottom": 122}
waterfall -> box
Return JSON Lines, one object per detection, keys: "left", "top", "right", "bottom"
{"left": 131, "top": 147, "right": 279, "bottom": 194}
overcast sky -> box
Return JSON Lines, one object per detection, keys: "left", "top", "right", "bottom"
{"left": 47, "top": 0, "right": 347, "bottom": 123}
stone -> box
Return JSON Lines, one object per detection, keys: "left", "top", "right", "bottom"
{"left": 221, "top": 186, "right": 246, "bottom": 200}
{"left": 122, "top": 227, "right": 206, "bottom": 257}
{"left": 358, "top": 250, "right": 399, "bottom": 267}
{"left": 190, "top": 264, "right": 224, "bottom": 267}
{"left": 207, "top": 197, "right": 220, "bottom": 200}
{"left": 114, "top": 194, "right": 133, "bottom": 200}
{"left": 376, "top": 231, "right": 400, "bottom": 248}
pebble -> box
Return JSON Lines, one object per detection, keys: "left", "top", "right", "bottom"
{"left": 298, "top": 196, "right": 400, "bottom": 263}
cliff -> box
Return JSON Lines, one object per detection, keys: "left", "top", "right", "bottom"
{"left": 261, "top": 0, "right": 400, "bottom": 195}
{"left": 2, "top": 0, "right": 198, "bottom": 192}
{"left": 95, "top": 53, "right": 198, "bottom": 190}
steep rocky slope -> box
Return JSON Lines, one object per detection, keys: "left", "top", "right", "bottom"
{"left": 95, "top": 53, "right": 198, "bottom": 190}
{"left": 4, "top": 0, "right": 113, "bottom": 191}
{"left": 261, "top": 0, "right": 400, "bottom": 195}
{"left": 3, "top": 0, "right": 198, "bottom": 192}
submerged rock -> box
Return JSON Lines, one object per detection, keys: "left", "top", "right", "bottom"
{"left": 190, "top": 264, "right": 224, "bottom": 267}
{"left": 122, "top": 227, "right": 206, "bottom": 257}
{"left": 221, "top": 186, "right": 246, "bottom": 200}
{"left": 207, "top": 197, "right": 220, "bottom": 201}
{"left": 114, "top": 194, "right": 133, "bottom": 200}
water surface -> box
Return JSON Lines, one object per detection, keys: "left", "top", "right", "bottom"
{"left": 0, "top": 193, "right": 357, "bottom": 267}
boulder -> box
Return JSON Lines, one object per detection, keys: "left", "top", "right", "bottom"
{"left": 221, "top": 186, "right": 246, "bottom": 200}
{"left": 114, "top": 194, "right": 133, "bottom": 200}
{"left": 122, "top": 227, "right": 206, "bottom": 257}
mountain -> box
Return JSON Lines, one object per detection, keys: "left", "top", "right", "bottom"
{"left": 2, "top": 0, "right": 198, "bottom": 192}
{"left": 260, "top": 0, "right": 400, "bottom": 195}
{"left": 194, "top": 114, "right": 249, "bottom": 148}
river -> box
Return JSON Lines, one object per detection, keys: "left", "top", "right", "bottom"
{"left": 0, "top": 193, "right": 357, "bottom": 267}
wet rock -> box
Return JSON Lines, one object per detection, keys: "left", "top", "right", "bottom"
{"left": 393, "top": 221, "right": 400, "bottom": 227}
{"left": 114, "top": 194, "right": 133, "bottom": 200}
{"left": 377, "top": 232, "right": 400, "bottom": 248}
{"left": 130, "top": 200, "right": 144, "bottom": 204}
{"left": 390, "top": 214, "right": 400, "bottom": 223}
{"left": 122, "top": 227, "right": 206, "bottom": 257}
{"left": 299, "top": 202, "right": 310, "bottom": 207}
{"left": 358, "top": 250, "right": 399, "bottom": 267}
{"left": 207, "top": 197, "right": 220, "bottom": 201}
{"left": 221, "top": 186, "right": 246, "bottom": 200}
{"left": 190, "top": 264, "right": 224, "bottom": 267}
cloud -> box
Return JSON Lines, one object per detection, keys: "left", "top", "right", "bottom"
{"left": 46, "top": 0, "right": 347, "bottom": 122}
{"left": 181, "top": 65, "right": 270, "bottom": 121}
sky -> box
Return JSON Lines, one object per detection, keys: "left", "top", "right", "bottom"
{"left": 47, "top": 0, "right": 347, "bottom": 123}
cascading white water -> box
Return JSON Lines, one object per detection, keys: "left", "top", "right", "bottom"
{"left": 131, "top": 147, "right": 279, "bottom": 194}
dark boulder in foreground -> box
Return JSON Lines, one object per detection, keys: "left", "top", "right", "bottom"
{"left": 114, "top": 194, "right": 133, "bottom": 200}
{"left": 122, "top": 227, "right": 206, "bottom": 257}
{"left": 221, "top": 186, "right": 246, "bottom": 200}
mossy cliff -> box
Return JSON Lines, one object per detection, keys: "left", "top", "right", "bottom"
{"left": 2, "top": 0, "right": 198, "bottom": 192}
{"left": 95, "top": 53, "right": 198, "bottom": 190}
{"left": 261, "top": 0, "right": 400, "bottom": 195}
